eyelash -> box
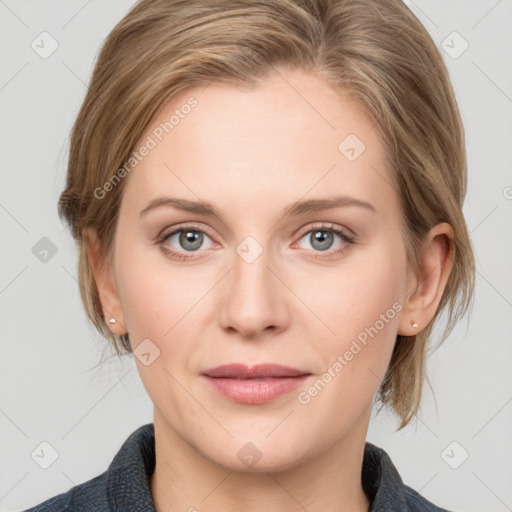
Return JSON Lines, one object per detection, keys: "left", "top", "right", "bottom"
{"left": 155, "top": 222, "right": 355, "bottom": 261}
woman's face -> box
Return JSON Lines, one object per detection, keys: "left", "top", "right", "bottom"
{"left": 103, "top": 68, "right": 416, "bottom": 470}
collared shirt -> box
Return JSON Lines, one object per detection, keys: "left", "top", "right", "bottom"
{"left": 24, "top": 423, "right": 451, "bottom": 511}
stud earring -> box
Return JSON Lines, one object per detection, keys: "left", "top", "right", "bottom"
{"left": 108, "top": 318, "right": 117, "bottom": 324}
{"left": 411, "top": 321, "right": 418, "bottom": 328}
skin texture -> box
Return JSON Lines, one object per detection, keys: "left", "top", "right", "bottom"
{"left": 85, "top": 67, "right": 454, "bottom": 512}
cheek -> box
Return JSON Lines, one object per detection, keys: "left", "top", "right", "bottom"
{"left": 302, "top": 243, "right": 404, "bottom": 373}
{"left": 304, "top": 246, "right": 403, "bottom": 327}
{"left": 297, "top": 276, "right": 401, "bottom": 422}
{"left": 115, "top": 246, "right": 202, "bottom": 416}
{"left": 115, "top": 238, "right": 204, "bottom": 339}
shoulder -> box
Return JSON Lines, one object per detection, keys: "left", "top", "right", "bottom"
{"left": 22, "top": 471, "right": 111, "bottom": 511}
{"left": 22, "top": 423, "right": 156, "bottom": 512}
{"left": 363, "top": 441, "right": 452, "bottom": 512}
{"left": 401, "top": 484, "right": 452, "bottom": 512}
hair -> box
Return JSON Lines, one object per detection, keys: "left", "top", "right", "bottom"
{"left": 58, "top": 0, "right": 475, "bottom": 430}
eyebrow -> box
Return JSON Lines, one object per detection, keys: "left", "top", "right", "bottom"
{"left": 139, "top": 195, "right": 377, "bottom": 219}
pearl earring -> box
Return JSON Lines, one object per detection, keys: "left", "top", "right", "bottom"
{"left": 411, "top": 321, "right": 418, "bottom": 328}
{"left": 108, "top": 318, "right": 117, "bottom": 324}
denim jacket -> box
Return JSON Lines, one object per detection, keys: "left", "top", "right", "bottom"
{"left": 23, "top": 423, "right": 451, "bottom": 511}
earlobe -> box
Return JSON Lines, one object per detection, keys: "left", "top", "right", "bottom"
{"left": 83, "top": 227, "right": 127, "bottom": 335}
{"left": 398, "top": 223, "right": 455, "bottom": 336}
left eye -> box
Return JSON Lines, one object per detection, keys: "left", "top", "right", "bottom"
{"left": 295, "top": 226, "right": 353, "bottom": 252}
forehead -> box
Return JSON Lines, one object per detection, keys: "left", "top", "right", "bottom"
{"left": 121, "top": 69, "right": 397, "bottom": 220}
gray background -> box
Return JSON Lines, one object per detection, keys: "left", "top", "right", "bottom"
{"left": 1, "top": 1, "right": 511, "bottom": 511}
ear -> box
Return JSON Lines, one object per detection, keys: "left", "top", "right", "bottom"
{"left": 398, "top": 222, "right": 455, "bottom": 336}
{"left": 83, "top": 227, "right": 127, "bottom": 335}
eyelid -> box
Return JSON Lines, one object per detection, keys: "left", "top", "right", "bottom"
{"left": 158, "top": 221, "right": 353, "bottom": 244}
{"left": 158, "top": 222, "right": 218, "bottom": 243}
{"left": 294, "top": 221, "right": 354, "bottom": 241}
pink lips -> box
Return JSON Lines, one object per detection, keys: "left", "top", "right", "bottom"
{"left": 201, "top": 363, "right": 311, "bottom": 404}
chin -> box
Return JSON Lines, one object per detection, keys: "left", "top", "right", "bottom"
{"left": 200, "top": 435, "right": 310, "bottom": 474}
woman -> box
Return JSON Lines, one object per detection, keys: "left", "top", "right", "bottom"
{"left": 24, "top": 0, "right": 475, "bottom": 510}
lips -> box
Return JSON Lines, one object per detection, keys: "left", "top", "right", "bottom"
{"left": 201, "top": 363, "right": 312, "bottom": 404}
{"left": 201, "top": 363, "right": 310, "bottom": 379}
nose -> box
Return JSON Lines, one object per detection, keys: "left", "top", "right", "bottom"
{"left": 217, "top": 242, "right": 290, "bottom": 339}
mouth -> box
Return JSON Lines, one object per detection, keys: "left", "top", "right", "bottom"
{"left": 201, "top": 363, "right": 311, "bottom": 379}
{"left": 201, "top": 363, "right": 312, "bottom": 404}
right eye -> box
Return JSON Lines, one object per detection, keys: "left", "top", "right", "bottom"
{"left": 157, "top": 224, "right": 217, "bottom": 260}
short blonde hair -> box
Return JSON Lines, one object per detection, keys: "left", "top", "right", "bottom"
{"left": 58, "top": 0, "right": 475, "bottom": 430}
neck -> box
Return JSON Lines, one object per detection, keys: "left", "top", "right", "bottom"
{"left": 150, "top": 410, "right": 372, "bottom": 512}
